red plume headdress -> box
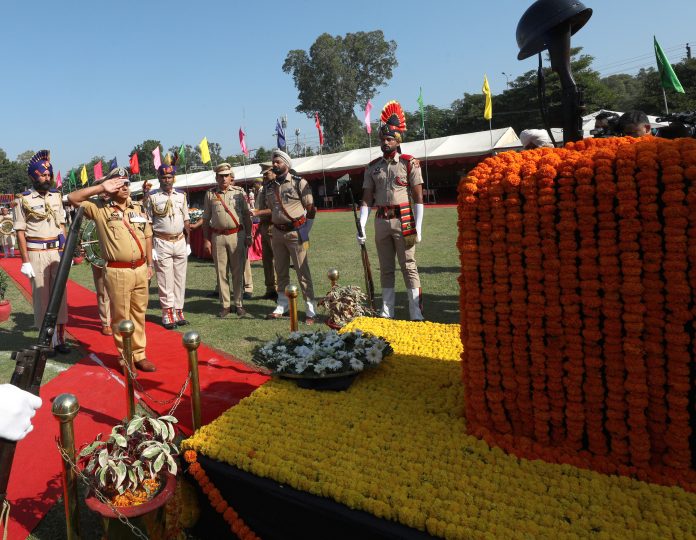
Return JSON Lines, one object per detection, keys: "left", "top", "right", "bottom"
{"left": 379, "top": 101, "right": 407, "bottom": 142}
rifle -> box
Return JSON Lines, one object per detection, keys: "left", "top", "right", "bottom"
{"left": 347, "top": 188, "right": 375, "bottom": 311}
{"left": 0, "top": 206, "right": 85, "bottom": 507}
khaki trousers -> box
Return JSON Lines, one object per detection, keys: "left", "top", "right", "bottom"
{"left": 213, "top": 232, "right": 245, "bottom": 309}
{"left": 260, "top": 222, "right": 276, "bottom": 292}
{"left": 374, "top": 217, "right": 420, "bottom": 289}
{"left": 271, "top": 227, "right": 314, "bottom": 300}
{"left": 27, "top": 249, "right": 68, "bottom": 328}
{"left": 243, "top": 258, "right": 253, "bottom": 293}
{"left": 104, "top": 264, "right": 149, "bottom": 362}
{"left": 91, "top": 264, "right": 111, "bottom": 327}
{"left": 153, "top": 237, "right": 188, "bottom": 310}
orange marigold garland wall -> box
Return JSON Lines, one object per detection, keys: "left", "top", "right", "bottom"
{"left": 457, "top": 137, "right": 696, "bottom": 491}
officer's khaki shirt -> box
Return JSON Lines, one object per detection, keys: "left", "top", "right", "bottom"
{"left": 13, "top": 189, "right": 65, "bottom": 237}
{"left": 146, "top": 189, "right": 189, "bottom": 235}
{"left": 363, "top": 153, "right": 423, "bottom": 206}
{"left": 82, "top": 197, "right": 152, "bottom": 262}
{"left": 254, "top": 184, "right": 272, "bottom": 224}
{"left": 259, "top": 174, "right": 313, "bottom": 225}
{"left": 202, "top": 186, "right": 251, "bottom": 232}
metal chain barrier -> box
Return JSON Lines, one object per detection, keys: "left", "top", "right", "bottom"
{"left": 56, "top": 443, "right": 149, "bottom": 540}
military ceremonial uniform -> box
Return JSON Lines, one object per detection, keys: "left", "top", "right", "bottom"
{"left": 255, "top": 183, "right": 277, "bottom": 297}
{"left": 13, "top": 188, "right": 68, "bottom": 329}
{"left": 1, "top": 210, "right": 15, "bottom": 257}
{"left": 82, "top": 196, "right": 152, "bottom": 364}
{"left": 202, "top": 184, "right": 252, "bottom": 313}
{"left": 146, "top": 188, "right": 190, "bottom": 327}
{"left": 258, "top": 171, "right": 316, "bottom": 318}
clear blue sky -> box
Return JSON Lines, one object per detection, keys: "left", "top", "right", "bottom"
{"left": 2, "top": 0, "right": 694, "bottom": 174}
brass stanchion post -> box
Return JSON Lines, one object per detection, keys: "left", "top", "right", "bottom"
{"left": 118, "top": 320, "right": 136, "bottom": 420}
{"left": 285, "top": 284, "right": 299, "bottom": 332}
{"left": 183, "top": 331, "right": 202, "bottom": 431}
{"left": 52, "top": 393, "right": 81, "bottom": 540}
{"left": 327, "top": 268, "right": 339, "bottom": 288}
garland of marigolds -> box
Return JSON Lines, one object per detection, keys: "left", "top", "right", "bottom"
{"left": 184, "top": 450, "right": 260, "bottom": 540}
{"left": 457, "top": 136, "right": 696, "bottom": 488}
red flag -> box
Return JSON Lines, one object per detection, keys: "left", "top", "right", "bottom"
{"left": 239, "top": 127, "right": 249, "bottom": 157}
{"left": 129, "top": 153, "right": 140, "bottom": 175}
{"left": 56, "top": 170, "right": 62, "bottom": 188}
{"left": 315, "top": 112, "right": 324, "bottom": 146}
{"left": 94, "top": 161, "right": 103, "bottom": 180}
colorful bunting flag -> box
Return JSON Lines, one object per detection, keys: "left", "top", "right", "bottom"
{"left": 109, "top": 157, "right": 118, "bottom": 170}
{"left": 80, "top": 165, "right": 88, "bottom": 185}
{"left": 56, "top": 170, "right": 62, "bottom": 188}
{"left": 129, "top": 153, "right": 140, "bottom": 175}
{"left": 69, "top": 169, "right": 77, "bottom": 188}
{"left": 178, "top": 144, "right": 186, "bottom": 165}
{"left": 364, "top": 101, "right": 373, "bottom": 134}
{"left": 199, "top": 137, "right": 211, "bottom": 164}
{"left": 482, "top": 75, "right": 493, "bottom": 120}
{"left": 239, "top": 128, "right": 249, "bottom": 157}
{"left": 315, "top": 113, "right": 324, "bottom": 146}
{"left": 94, "top": 161, "right": 103, "bottom": 180}
{"left": 654, "top": 36, "right": 685, "bottom": 93}
{"left": 152, "top": 147, "right": 162, "bottom": 171}
{"left": 275, "top": 119, "right": 286, "bottom": 149}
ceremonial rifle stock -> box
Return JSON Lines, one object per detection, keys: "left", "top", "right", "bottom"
{"left": 0, "top": 206, "right": 85, "bottom": 507}
{"left": 348, "top": 189, "right": 375, "bottom": 310}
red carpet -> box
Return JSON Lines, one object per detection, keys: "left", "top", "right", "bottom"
{"left": 0, "top": 257, "right": 268, "bottom": 539}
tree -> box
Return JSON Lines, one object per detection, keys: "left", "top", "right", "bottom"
{"left": 16, "top": 150, "right": 35, "bottom": 165}
{"left": 0, "top": 149, "right": 27, "bottom": 195}
{"left": 283, "top": 31, "right": 397, "bottom": 151}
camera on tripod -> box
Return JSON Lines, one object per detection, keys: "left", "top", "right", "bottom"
{"left": 590, "top": 112, "right": 622, "bottom": 138}
{"left": 655, "top": 112, "right": 696, "bottom": 139}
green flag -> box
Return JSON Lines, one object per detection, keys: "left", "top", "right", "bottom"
{"left": 417, "top": 87, "right": 425, "bottom": 129}
{"left": 69, "top": 169, "right": 76, "bottom": 190}
{"left": 178, "top": 144, "right": 186, "bottom": 165}
{"left": 654, "top": 36, "right": 684, "bottom": 93}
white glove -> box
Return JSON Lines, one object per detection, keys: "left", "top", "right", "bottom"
{"left": 357, "top": 205, "right": 370, "bottom": 245}
{"left": 414, "top": 203, "right": 424, "bottom": 243}
{"left": 152, "top": 248, "right": 159, "bottom": 262}
{"left": 20, "top": 262, "right": 36, "bottom": 279}
{"left": 0, "top": 384, "right": 42, "bottom": 441}
{"left": 186, "top": 244, "right": 192, "bottom": 256}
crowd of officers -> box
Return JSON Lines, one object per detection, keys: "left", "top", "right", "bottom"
{"left": 4, "top": 102, "right": 426, "bottom": 373}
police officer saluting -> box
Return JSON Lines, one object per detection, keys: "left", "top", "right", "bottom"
{"left": 257, "top": 150, "right": 317, "bottom": 324}
{"left": 68, "top": 167, "right": 157, "bottom": 372}
{"left": 146, "top": 155, "right": 191, "bottom": 329}
{"left": 14, "top": 150, "right": 70, "bottom": 353}
{"left": 202, "top": 163, "right": 252, "bottom": 318}
{"left": 359, "top": 101, "right": 425, "bottom": 321}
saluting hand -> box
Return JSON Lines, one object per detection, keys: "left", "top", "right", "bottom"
{"left": 101, "top": 178, "right": 126, "bottom": 194}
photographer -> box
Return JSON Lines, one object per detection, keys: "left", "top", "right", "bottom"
{"left": 591, "top": 112, "right": 621, "bottom": 138}
{"left": 618, "top": 110, "right": 652, "bottom": 138}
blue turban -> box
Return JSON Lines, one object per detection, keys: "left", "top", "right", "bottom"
{"left": 27, "top": 150, "right": 53, "bottom": 181}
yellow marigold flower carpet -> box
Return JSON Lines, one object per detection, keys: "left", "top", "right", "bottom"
{"left": 183, "top": 318, "right": 696, "bottom": 538}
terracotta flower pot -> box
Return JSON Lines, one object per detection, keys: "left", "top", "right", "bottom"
{"left": 0, "top": 300, "right": 10, "bottom": 323}
{"left": 85, "top": 472, "right": 176, "bottom": 539}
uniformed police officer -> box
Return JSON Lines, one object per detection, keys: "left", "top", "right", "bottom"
{"left": 359, "top": 101, "right": 425, "bottom": 321}
{"left": 256, "top": 150, "right": 316, "bottom": 324}
{"left": 14, "top": 150, "right": 70, "bottom": 353}
{"left": 1, "top": 206, "right": 15, "bottom": 258}
{"left": 253, "top": 163, "right": 277, "bottom": 300}
{"left": 87, "top": 178, "right": 113, "bottom": 335}
{"left": 147, "top": 159, "right": 191, "bottom": 329}
{"left": 68, "top": 167, "right": 156, "bottom": 372}
{"left": 202, "top": 163, "right": 252, "bottom": 318}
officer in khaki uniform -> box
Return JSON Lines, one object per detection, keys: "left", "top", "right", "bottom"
{"left": 147, "top": 159, "right": 191, "bottom": 329}
{"left": 253, "top": 164, "right": 277, "bottom": 300}
{"left": 202, "top": 163, "right": 252, "bottom": 318}
{"left": 359, "top": 101, "right": 425, "bottom": 321}
{"left": 257, "top": 150, "right": 316, "bottom": 323}
{"left": 1, "top": 206, "right": 15, "bottom": 258}
{"left": 14, "top": 150, "right": 70, "bottom": 353}
{"left": 86, "top": 178, "right": 113, "bottom": 335}
{"left": 68, "top": 167, "right": 156, "bottom": 372}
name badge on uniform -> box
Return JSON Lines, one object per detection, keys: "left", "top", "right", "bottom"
{"left": 31, "top": 204, "right": 44, "bottom": 210}
{"left": 109, "top": 211, "right": 121, "bottom": 221}
{"left": 129, "top": 212, "right": 147, "bottom": 223}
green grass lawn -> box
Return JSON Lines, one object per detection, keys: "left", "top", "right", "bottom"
{"left": 64, "top": 207, "right": 461, "bottom": 363}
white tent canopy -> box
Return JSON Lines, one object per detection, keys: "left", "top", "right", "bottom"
{"left": 549, "top": 109, "right": 669, "bottom": 141}
{"left": 127, "top": 127, "right": 521, "bottom": 195}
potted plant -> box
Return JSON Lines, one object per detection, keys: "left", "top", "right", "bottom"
{"left": 251, "top": 329, "right": 392, "bottom": 391}
{"left": 0, "top": 269, "right": 10, "bottom": 323}
{"left": 79, "top": 414, "right": 180, "bottom": 539}
{"left": 318, "top": 285, "right": 375, "bottom": 329}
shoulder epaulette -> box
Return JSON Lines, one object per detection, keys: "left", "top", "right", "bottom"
{"left": 368, "top": 157, "right": 381, "bottom": 166}
{"left": 21, "top": 190, "right": 31, "bottom": 196}
{"left": 49, "top": 188, "right": 61, "bottom": 193}
{"left": 174, "top": 188, "right": 185, "bottom": 195}
{"left": 399, "top": 154, "right": 414, "bottom": 162}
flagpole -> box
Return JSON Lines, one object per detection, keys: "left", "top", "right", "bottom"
{"left": 421, "top": 117, "right": 430, "bottom": 196}
{"left": 182, "top": 143, "right": 189, "bottom": 196}
{"left": 320, "top": 145, "right": 327, "bottom": 208}
{"left": 489, "top": 119, "right": 494, "bottom": 151}
{"left": 662, "top": 88, "right": 669, "bottom": 115}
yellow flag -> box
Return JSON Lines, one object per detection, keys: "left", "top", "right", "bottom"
{"left": 80, "top": 165, "right": 88, "bottom": 185}
{"left": 199, "top": 137, "right": 211, "bottom": 164}
{"left": 482, "top": 75, "right": 493, "bottom": 120}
